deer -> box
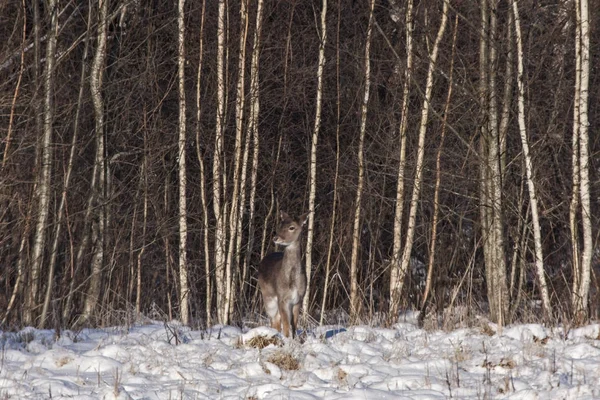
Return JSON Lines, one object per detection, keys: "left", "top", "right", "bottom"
{"left": 257, "top": 211, "right": 309, "bottom": 338}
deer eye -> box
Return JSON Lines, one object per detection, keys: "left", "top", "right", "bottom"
{"left": 289, "top": 226, "right": 295, "bottom": 231}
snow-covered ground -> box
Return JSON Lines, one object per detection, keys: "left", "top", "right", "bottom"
{"left": 2, "top": 317, "right": 600, "bottom": 399}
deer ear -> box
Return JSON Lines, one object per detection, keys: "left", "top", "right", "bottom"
{"left": 300, "top": 212, "right": 310, "bottom": 226}
{"left": 280, "top": 211, "right": 290, "bottom": 221}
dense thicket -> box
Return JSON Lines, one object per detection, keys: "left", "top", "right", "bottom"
{"left": 1, "top": 0, "right": 598, "bottom": 329}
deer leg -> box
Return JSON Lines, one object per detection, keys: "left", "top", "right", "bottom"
{"left": 263, "top": 295, "right": 281, "bottom": 332}
{"left": 279, "top": 300, "right": 292, "bottom": 338}
{"left": 271, "top": 312, "right": 281, "bottom": 332}
{"left": 291, "top": 303, "right": 301, "bottom": 337}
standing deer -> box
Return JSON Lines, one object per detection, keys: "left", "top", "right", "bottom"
{"left": 258, "top": 211, "right": 309, "bottom": 338}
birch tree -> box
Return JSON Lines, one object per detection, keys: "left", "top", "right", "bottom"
{"left": 389, "top": 0, "right": 414, "bottom": 320}
{"left": 243, "top": 0, "right": 265, "bottom": 290}
{"left": 349, "top": 0, "right": 375, "bottom": 320}
{"left": 214, "top": 0, "right": 228, "bottom": 324}
{"left": 390, "top": 0, "right": 449, "bottom": 322}
{"left": 572, "top": 0, "right": 592, "bottom": 323}
{"left": 479, "top": 0, "right": 509, "bottom": 325}
{"left": 320, "top": 0, "right": 342, "bottom": 325}
{"left": 23, "top": 0, "right": 59, "bottom": 326}
{"left": 511, "top": 0, "right": 552, "bottom": 319}
{"left": 195, "top": 0, "right": 211, "bottom": 326}
{"left": 177, "top": 0, "right": 190, "bottom": 325}
{"left": 81, "top": 0, "right": 108, "bottom": 323}
{"left": 40, "top": 7, "right": 93, "bottom": 328}
{"left": 304, "top": 0, "right": 327, "bottom": 315}
{"left": 23, "top": 0, "right": 58, "bottom": 324}
{"left": 224, "top": 0, "right": 250, "bottom": 321}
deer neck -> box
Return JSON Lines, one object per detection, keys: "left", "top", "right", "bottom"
{"left": 282, "top": 242, "right": 301, "bottom": 273}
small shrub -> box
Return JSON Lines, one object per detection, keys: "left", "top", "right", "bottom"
{"left": 266, "top": 350, "right": 299, "bottom": 371}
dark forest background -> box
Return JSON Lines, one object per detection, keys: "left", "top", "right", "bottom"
{"left": 1, "top": 0, "right": 598, "bottom": 330}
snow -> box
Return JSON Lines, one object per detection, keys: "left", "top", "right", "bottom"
{"left": 1, "top": 318, "right": 600, "bottom": 399}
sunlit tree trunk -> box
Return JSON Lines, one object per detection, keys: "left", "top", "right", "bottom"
{"left": 349, "top": 0, "right": 375, "bottom": 321}
{"left": 40, "top": 7, "right": 93, "bottom": 328}
{"left": 224, "top": 0, "right": 250, "bottom": 321}
{"left": 392, "top": 0, "right": 449, "bottom": 322}
{"left": 243, "top": 0, "right": 264, "bottom": 292}
{"left": 304, "top": 0, "right": 327, "bottom": 315}
{"left": 214, "top": 0, "right": 228, "bottom": 324}
{"left": 389, "top": 0, "right": 414, "bottom": 320}
{"left": 24, "top": 0, "right": 59, "bottom": 325}
{"left": 422, "top": 14, "right": 458, "bottom": 311}
{"left": 81, "top": 0, "right": 108, "bottom": 323}
{"left": 194, "top": 0, "right": 211, "bottom": 326}
{"left": 320, "top": 0, "right": 342, "bottom": 325}
{"left": 511, "top": 0, "right": 552, "bottom": 319}
{"left": 479, "top": 0, "right": 508, "bottom": 326}
{"left": 176, "top": 0, "right": 190, "bottom": 326}
{"left": 572, "top": 0, "right": 592, "bottom": 324}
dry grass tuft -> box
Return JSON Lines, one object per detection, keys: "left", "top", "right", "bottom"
{"left": 245, "top": 335, "right": 282, "bottom": 349}
{"left": 266, "top": 350, "right": 300, "bottom": 371}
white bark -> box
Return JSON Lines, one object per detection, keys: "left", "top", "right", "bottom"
{"left": 304, "top": 0, "right": 327, "bottom": 315}
{"left": 349, "top": 0, "right": 375, "bottom": 320}
{"left": 40, "top": 8, "right": 93, "bottom": 328}
{"left": 320, "top": 0, "right": 342, "bottom": 325}
{"left": 214, "top": 0, "right": 228, "bottom": 324}
{"left": 570, "top": 0, "right": 582, "bottom": 309}
{"left": 511, "top": 0, "right": 552, "bottom": 318}
{"left": 82, "top": 0, "right": 108, "bottom": 323}
{"left": 177, "top": 0, "right": 190, "bottom": 326}
{"left": 389, "top": 0, "right": 414, "bottom": 319}
{"left": 393, "top": 0, "right": 449, "bottom": 321}
{"left": 24, "top": 0, "right": 58, "bottom": 326}
{"left": 224, "top": 0, "right": 249, "bottom": 322}
{"left": 195, "top": 0, "right": 211, "bottom": 327}
{"left": 244, "top": 0, "right": 264, "bottom": 288}
{"left": 574, "top": 0, "right": 592, "bottom": 322}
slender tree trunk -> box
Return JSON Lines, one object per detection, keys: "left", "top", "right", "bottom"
{"left": 81, "top": 0, "right": 108, "bottom": 323}
{"left": 40, "top": 7, "right": 93, "bottom": 328}
{"left": 389, "top": 0, "right": 414, "bottom": 320}
{"left": 320, "top": 0, "right": 342, "bottom": 325}
{"left": 392, "top": 0, "right": 450, "bottom": 323}
{"left": 224, "top": 0, "right": 250, "bottom": 322}
{"left": 243, "top": 0, "right": 264, "bottom": 293}
{"left": 422, "top": 14, "right": 458, "bottom": 310}
{"left": 573, "top": 0, "right": 592, "bottom": 324}
{"left": 479, "top": 0, "right": 509, "bottom": 326}
{"left": 194, "top": 0, "right": 211, "bottom": 327}
{"left": 214, "top": 0, "right": 228, "bottom": 324}
{"left": 304, "top": 0, "right": 328, "bottom": 315}
{"left": 349, "top": 0, "right": 375, "bottom": 321}
{"left": 570, "top": 0, "right": 582, "bottom": 313}
{"left": 24, "top": 0, "right": 59, "bottom": 325}
{"left": 512, "top": 0, "right": 552, "bottom": 319}
{"left": 177, "top": 0, "right": 190, "bottom": 326}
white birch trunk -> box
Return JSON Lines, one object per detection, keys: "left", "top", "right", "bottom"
{"left": 244, "top": 0, "right": 264, "bottom": 288}
{"left": 574, "top": 0, "right": 592, "bottom": 323}
{"left": 177, "top": 0, "right": 190, "bottom": 325}
{"left": 394, "top": 0, "right": 449, "bottom": 322}
{"left": 81, "top": 0, "right": 108, "bottom": 323}
{"left": 349, "top": 0, "right": 375, "bottom": 320}
{"left": 224, "top": 0, "right": 249, "bottom": 321}
{"left": 389, "top": 0, "right": 414, "bottom": 319}
{"left": 195, "top": 0, "right": 211, "bottom": 327}
{"left": 214, "top": 0, "right": 228, "bottom": 324}
{"left": 512, "top": 0, "right": 552, "bottom": 318}
{"left": 320, "top": 0, "right": 342, "bottom": 325}
{"left": 570, "top": 0, "right": 582, "bottom": 310}
{"left": 24, "top": 0, "right": 58, "bottom": 326}
{"left": 304, "top": 0, "right": 327, "bottom": 315}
